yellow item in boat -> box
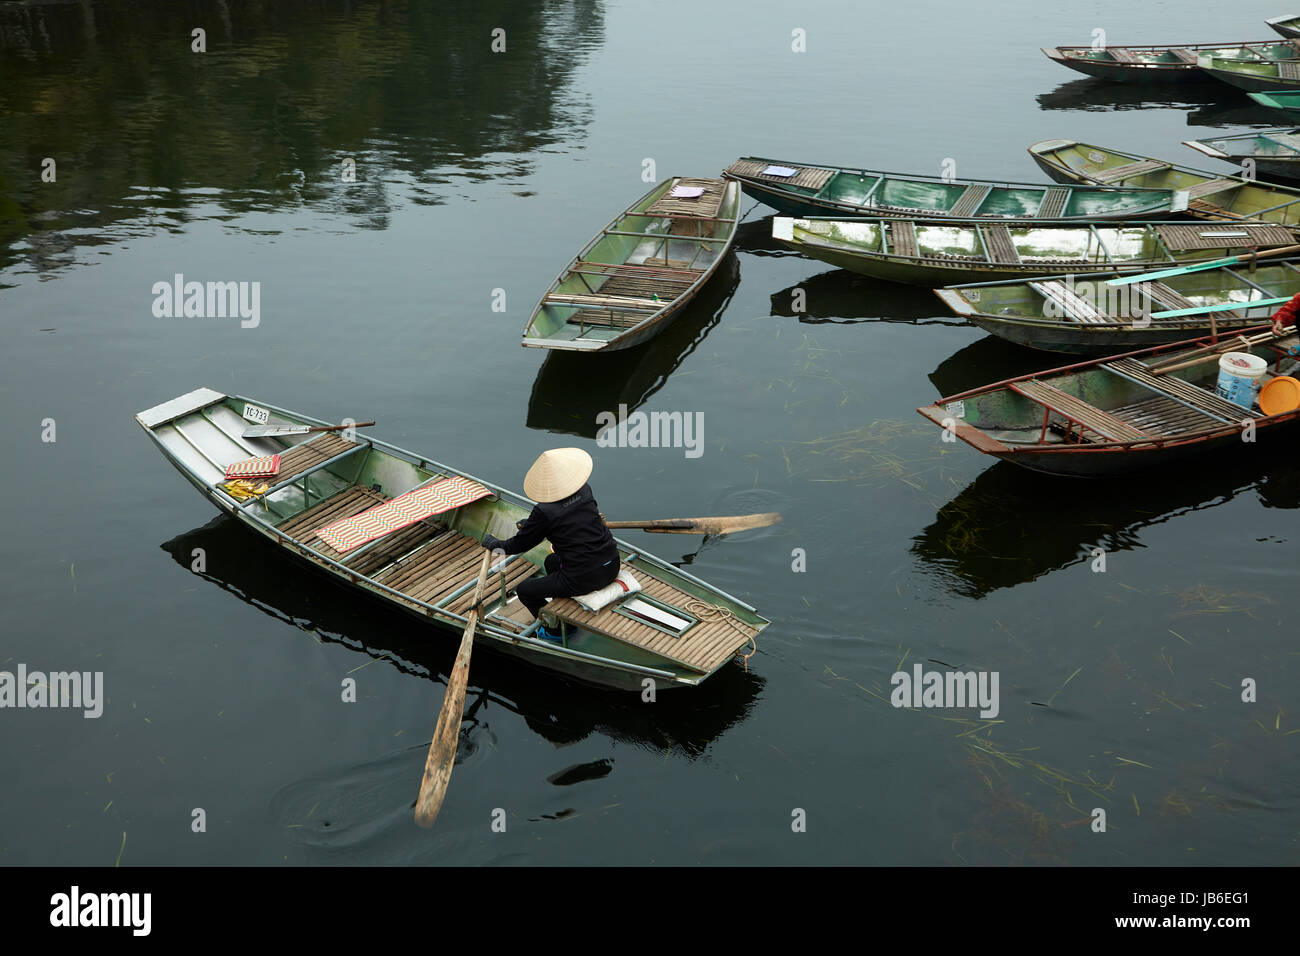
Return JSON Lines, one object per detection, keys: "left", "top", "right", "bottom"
{"left": 222, "top": 478, "right": 270, "bottom": 500}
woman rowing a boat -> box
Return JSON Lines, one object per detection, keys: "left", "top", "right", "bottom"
{"left": 482, "top": 448, "right": 620, "bottom": 641}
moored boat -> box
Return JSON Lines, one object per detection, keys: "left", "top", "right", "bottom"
{"left": 1183, "top": 127, "right": 1300, "bottom": 181}
{"left": 772, "top": 216, "right": 1299, "bottom": 287}
{"left": 1042, "top": 39, "right": 1299, "bottom": 83}
{"left": 521, "top": 177, "right": 740, "bottom": 353}
{"left": 1197, "top": 49, "right": 1300, "bottom": 91}
{"left": 1248, "top": 89, "right": 1300, "bottom": 112}
{"left": 917, "top": 326, "right": 1300, "bottom": 476}
{"left": 935, "top": 257, "right": 1300, "bottom": 354}
{"left": 1027, "top": 139, "right": 1300, "bottom": 223}
{"left": 136, "top": 388, "right": 768, "bottom": 690}
{"left": 722, "top": 157, "right": 1181, "bottom": 221}
{"left": 1268, "top": 14, "right": 1300, "bottom": 39}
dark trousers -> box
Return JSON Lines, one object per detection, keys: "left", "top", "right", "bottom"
{"left": 517, "top": 553, "right": 618, "bottom": 619}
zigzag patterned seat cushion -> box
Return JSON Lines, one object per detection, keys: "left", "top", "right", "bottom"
{"left": 314, "top": 475, "right": 491, "bottom": 553}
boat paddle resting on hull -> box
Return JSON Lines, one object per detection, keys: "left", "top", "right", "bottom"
{"left": 935, "top": 256, "right": 1300, "bottom": 354}
{"left": 1027, "top": 139, "right": 1300, "bottom": 224}
{"left": 136, "top": 388, "right": 768, "bottom": 691}
{"left": 1042, "top": 39, "right": 1300, "bottom": 84}
{"left": 917, "top": 326, "right": 1300, "bottom": 477}
{"left": 722, "top": 157, "right": 1181, "bottom": 221}
{"left": 772, "top": 217, "right": 1300, "bottom": 287}
{"left": 521, "top": 177, "right": 740, "bottom": 353}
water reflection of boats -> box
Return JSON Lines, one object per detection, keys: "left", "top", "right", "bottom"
{"left": 912, "top": 455, "right": 1299, "bottom": 600}
{"left": 527, "top": 253, "right": 740, "bottom": 438}
{"left": 769, "top": 267, "right": 962, "bottom": 326}
{"left": 928, "top": 335, "right": 1052, "bottom": 398}
{"left": 161, "top": 515, "right": 763, "bottom": 755}
{"left": 1036, "top": 77, "right": 1227, "bottom": 113}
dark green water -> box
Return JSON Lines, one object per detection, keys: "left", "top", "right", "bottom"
{"left": 1, "top": 0, "right": 1296, "bottom": 865}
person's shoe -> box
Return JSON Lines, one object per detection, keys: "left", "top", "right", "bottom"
{"left": 535, "top": 625, "right": 563, "bottom": 643}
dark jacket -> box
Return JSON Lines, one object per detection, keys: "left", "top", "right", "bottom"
{"left": 496, "top": 483, "right": 619, "bottom": 585}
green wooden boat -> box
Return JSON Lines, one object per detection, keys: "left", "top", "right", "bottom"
{"left": 1184, "top": 127, "right": 1300, "bottom": 181}
{"left": 1197, "top": 48, "right": 1300, "bottom": 91}
{"left": 918, "top": 326, "right": 1300, "bottom": 476}
{"left": 1042, "top": 39, "right": 1299, "bottom": 84}
{"left": 772, "top": 216, "right": 1299, "bottom": 287}
{"left": 137, "top": 388, "right": 768, "bottom": 691}
{"left": 721, "top": 157, "right": 1181, "bottom": 221}
{"left": 1268, "top": 15, "right": 1300, "bottom": 39}
{"left": 1028, "top": 139, "right": 1300, "bottom": 223}
{"left": 521, "top": 176, "right": 740, "bottom": 353}
{"left": 935, "top": 257, "right": 1300, "bottom": 353}
{"left": 1248, "top": 89, "right": 1300, "bottom": 112}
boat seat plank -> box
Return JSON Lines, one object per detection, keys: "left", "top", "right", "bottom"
{"left": 1106, "top": 47, "right": 1139, "bottom": 63}
{"left": 1153, "top": 223, "right": 1296, "bottom": 250}
{"left": 1170, "top": 48, "right": 1198, "bottom": 63}
{"left": 646, "top": 177, "right": 726, "bottom": 219}
{"left": 1133, "top": 281, "right": 1243, "bottom": 322}
{"left": 981, "top": 224, "right": 1021, "bottom": 264}
{"left": 548, "top": 564, "right": 760, "bottom": 674}
{"left": 376, "top": 533, "right": 487, "bottom": 605}
{"left": 1102, "top": 357, "right": 1260, "bottom": 422}
{"left": 948, "top": 184, "right": 992, "bottom": 218}
{"left": 571, "top": 261, "right": 703, "bottom": 281}
{"left": 1108, "top": 395, "right": 1223, "bottom": 436}
{"left": 273, "top": 433, "right": 360, "bottom": 484}
{"left": 1090, "top": 159, "right": 1167, "bottom": 183}
{"left": 888, "top": 220, "right": 918, "bottom": 257}
{"left": 1280, "top": 60, "right": 1300, "bottom": 80}
{"left": 1037, "top": 187, "right": 1070, "bottom": 218}
{"left": 724, "top": 160, "right": 835, "bottom": 191}
{"left": 1185, "top": 178, "right": 1240, "bottom": 199}
{"left": 1030, "top": 279, "right": 1109, "bottom": 324}
{"left": 278, "top": 486, "right": 389, "bottom": 544}
{"left": 1010, "top": 379, "right": 1153, "bottom": 442}
{"left": 445, "top": 557, "right": 540, "bottom": 616}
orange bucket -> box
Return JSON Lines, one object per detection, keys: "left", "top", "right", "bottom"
{"left": 1259, "top": 376, "right": 1300, "bottom": 416}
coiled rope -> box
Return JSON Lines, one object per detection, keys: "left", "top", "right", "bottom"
{"left": 684, "top": 599, "right": 757, "bottom": 672}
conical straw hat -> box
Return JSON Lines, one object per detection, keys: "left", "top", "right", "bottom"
{"left": 524, "top": 448, "right": 593, "bottom": 502}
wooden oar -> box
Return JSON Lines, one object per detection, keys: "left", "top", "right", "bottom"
{"left": 414, "top": 549, "right": 492, "bottom": 828}
{"left": 603, "top": 513, "right": 781, "bottom": 535}
{"left": 1106, "top": 243, "right": 1300, "bottom": 287}
{"left": 1149, "top": 325, "right": 1296, "bottom": 376}
{"left": 1149, "top": 296, "right": 1291, "bottom": 320}
{"left": 243, "top": 420, "right": 376, "bottom": 438}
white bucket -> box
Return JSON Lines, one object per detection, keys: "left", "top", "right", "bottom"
{"left": 1215, "top": 351, "right": 1268, "bottom": 408}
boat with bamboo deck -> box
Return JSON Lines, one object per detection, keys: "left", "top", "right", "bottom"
{"left": 136, "top": 389, "right": 767, "bottom": 691}
{"left": 936, "top": 256, "right": 1300, "bottom": 353}
{"left": 521, "top": 177, "right": 740, "bottom": 353}
{"left": 721, "top": 157, "right": 1181, "bottom": 221}
{"left": 1027, "top": 139, "right": 1300, "bottom": 223}
{"left": 1197, "top": 48, "right": 1300, "bottom": 91}
{"left": 1184, "top": 128, "right": 1300, "bottom": 181}
{"left": 1248, "top": 89, "right": 1300, "bottom": 113}
{"left": 1042, "top": 39, "right": 1300, "bottom": 83}
{"left": 918, "top": 326, "right": 1300, "bottom": 476}
{"left": 771, "top": 217, "right": 1300, "bottom": 287}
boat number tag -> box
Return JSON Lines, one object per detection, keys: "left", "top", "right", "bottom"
{"left": 945, "top": 401, "right": 966, "bottom": 419}
{"left": 242, "top": 403, "right": 270, "bottom": 425}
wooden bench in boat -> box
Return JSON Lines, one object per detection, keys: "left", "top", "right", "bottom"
{"left": 646, "top": 177, "right": 726, "bottom": 219}
{"left": 1037, "top": 187, "right": 1070, "bottom": 218}
{"left": 274, "top": 433, "right": 360, "bottom": 485}
{"left": 1029, "top": 280, "right": 1110, "bottom": 324}
{"left": 948, "top": 184, "right": 991, "bottom": 218}
{"left": 887, "top": 220, "right": 918, "bottom": 257}
{"left": 1090, "top": 159, "right": 1168, "bottom": 183}
{"left": 547, "top": 564, "right": 761, "bottom": 674}
{"left": 1131, "top": 281, "right": 1243, "bottom": 322}
{"left": 1106, "top": 47, "right": 1139, "bottom": 63}
{"left": 980, "top": 224, "right": 1021, "bottom": 264}
{"left": 1107, "top": 394, "right": 1224, "bottom": 436}
{"left": 1280, "top": 60, "right": 1300, "bottom": 81}
{"left": 1154, "top": 223, "right": 1296, "bottom": 250}
{"left": 724, "top": 160, "right": 835, "bottom": 192}
{"left": 1185, "top": 178, "right": 1240, "bottom": 200}
{"left": 1169, "top": 48, "right": 1198, "bottom": 63}
{"left": 1009, "top": 379, "right": 1154, "bottom": 443}
{"left": 1102, "top": 357, "right": 1261, "bottom": 422}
